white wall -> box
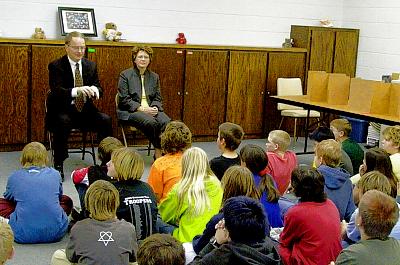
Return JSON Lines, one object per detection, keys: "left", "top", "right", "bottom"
{"left": 0, "top": 0, "right": 342, "bottom": 47}
{"left": 343, "top": 0, "right": 400, "bottom": 79}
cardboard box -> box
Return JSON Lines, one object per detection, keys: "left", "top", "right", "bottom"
{"left": 388, "top": 82, "right": 400, "bottom": 117}
{"left": 347, "top": 78, "right": 391, "bottom": 114}
{"left": 327, "top": 73, "right": 350, "bottom": 105}
{"left": 307, "top": 71, "right": 329, "bottom": 102}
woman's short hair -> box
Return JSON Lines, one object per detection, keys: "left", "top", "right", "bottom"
{"left": 239, "top": 144, "right": 268, "bottom": 174}
{"left": 0, "top": 222, "right": 13, "bottom": 264}
{"left": 223, "top": 196, "right": 267, "bottom": 243}
{"left": 291, "top": 165, "right": 326, "bottom": 202}
{"left": 218, "top": 122, "right": 244, "bottom": 151}
{"left": 315, "top": 139, "right": 341, "bottom": 167}
{"left": 161, "top": 121, "right": 192, "bottom": 154}
{"left": 132, "top": 45, "right": 153, "bottom": 64}
{"left": 268, "top": 130, "right": 291, "bottom": 151}
{"left": 20, "top": 142, "right": 48, "bottom": 168}
{"left": 111, "top": 147, "right": 144, "bottom": 181}
{"left": 137, "top": 233, "right": 185, "bottom": 265}
{"left": 97, "top": 137, "right": 123, "bottom": 165}
{"left": 358, "top": 190, "right": 399, "bottom": 240}
{"left": 85, "top": 180, "right": 120, "bottom": 221}
{"left": 221, "top": 166, "right": 260, "bottom": 203}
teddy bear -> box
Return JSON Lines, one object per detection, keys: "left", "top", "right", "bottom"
{"left": 102, "top": 22, "right": 122, "bottom": 41}
{"left": 32, "top": 27, "right": 46, "bottom": 39}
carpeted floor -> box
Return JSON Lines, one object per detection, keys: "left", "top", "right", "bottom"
{"left": 0, "top": 138, "right": 314, "bottom": 265}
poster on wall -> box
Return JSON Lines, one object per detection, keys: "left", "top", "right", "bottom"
{"left": 58, "top": 7, "right": 97, "bottom": 37}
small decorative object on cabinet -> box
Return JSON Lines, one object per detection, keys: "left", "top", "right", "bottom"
{"left": 102, "top": 22, "right": 122, "bottom": 41}
{"left": 176, "top": 33, "right": 187, "bottom": 44}
{"left": 32, "top": 27, "right": 46, "bottom": 39}
{"left": 282, "top": 38, "right": 293, "bottom": 48}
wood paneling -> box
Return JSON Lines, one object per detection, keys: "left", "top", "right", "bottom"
{"left": 0, "top": 45, "right": 29, "bottom": 144}
{"left": 333, "top": 31, "right": 359, "bottom": 77}
{"left": 183, "top": 50, "right": 228, "bottom": 136}
{"left": 87, "top": 46, "right": 132, "bottom": 137}
{"left": 266, "top": 52, "right": 307, "bottom": 133}
{"left": 31, "top": 45, "right": 65, "bottom": 142}
{"left": 309, "top": 30, "right": 335, "bottom": 72}
{"left": 227, "top": 51, "right": 267, "bottom": 135}
{"left": 150, "top": 48, "right": 185, "bottom": 121}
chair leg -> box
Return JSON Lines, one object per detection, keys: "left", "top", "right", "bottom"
{"left": 293, "top": 118, "right": 298, "bottom": 147}
{"left": 120, "top": 126, "right": 128, "bottom": 147}
{"left": 279, "top": 117, "right": 284, "bottom": 129}
{"left": 147, "top": 142, "right": 152, "bottom": 156}
{"left": 90, "top": 132, "right": 96, "bottom": 165}
{"left": 81, "top": 131, "right": 87, "bottom": 160}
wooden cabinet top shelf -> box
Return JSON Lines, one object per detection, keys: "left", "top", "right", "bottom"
{"left": 0, "top": 38, "right": 307, "bottom": 53}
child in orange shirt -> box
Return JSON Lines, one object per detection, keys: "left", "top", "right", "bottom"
{"left": 261, "top": 130, "right": 297, "bottom": 195}
{"left": 147, "top": 121, "right": 192, "bottom": 202}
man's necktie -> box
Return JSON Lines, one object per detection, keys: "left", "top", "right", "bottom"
{"left": 74, "top": 63, "right": 85, "bottom": 112}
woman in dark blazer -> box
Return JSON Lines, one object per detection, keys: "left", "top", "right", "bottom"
{"left": 117, "top": 46, "right": 170, "bottom": 159}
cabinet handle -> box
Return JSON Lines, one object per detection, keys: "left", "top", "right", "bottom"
{"left": 261, "top": 91, "right": 264, "bottom": 95}
{"left": 176, "top": 50, "right": 183, "bottom": 54}
{"left": 187, "top": 51, "right": 193, "bottom": 55}
{"left": 177, "top": 92, "right": 181, "bottom": 95}
{"left": 185, "top": 92, "right": 189, "bottom": 95}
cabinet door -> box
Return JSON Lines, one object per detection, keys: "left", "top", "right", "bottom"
{"left": 0, "top": 45, "right": 29, "bottom": 145}
{"left": 227, "top": 51, "right": 267, "bottom": 135}
{"left": 150, "top": 48, "right": 185, "bottom": 120}
{"left": 31, "top": 45, "right": 65, "bottom": 142}
{"left": 333, "top": 31, "right": 359, "bottom": 77}
{"left": 87, "top": 46, "right": 132, "bottom": 136}
{"left": 266, "top": 52, "right": 307, "bottom": 133}
{"left": 309, "top": 30, "right": 335, "bottom": 72}
{"left": 183, "top": 50, "right": 228, "bottom": 136}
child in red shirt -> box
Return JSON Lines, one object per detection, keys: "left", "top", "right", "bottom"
{"left": 261, "top": 130, "right": 297, "bottom": 195}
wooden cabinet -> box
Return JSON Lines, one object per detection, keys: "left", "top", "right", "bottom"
{"left": 0, "top": 45, "right": 29, "bottom": 146}
{"left": 0, "top": 39, "right": 308, "bottom": 150}
{"left": 31, "top": 45, "right": 65, "bottom": 142}
{"left": 227, "top": 51, "right": 268, "bottom": 135}
{"left": 291, "top": 25, "right": 359, "bottom": 77}
{"left": 150, "top": 48, "right": 185, "bottom": 121}
{"left": 183, "top": 50, "right": 228, "bottom": 136}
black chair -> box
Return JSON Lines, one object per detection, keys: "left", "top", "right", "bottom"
{"left": 45, "top": 91, "right": 96, "bottom": 165}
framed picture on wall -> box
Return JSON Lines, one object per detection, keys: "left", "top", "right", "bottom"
{"left": 58, "top": 7, "right": 97, "bottom": 37}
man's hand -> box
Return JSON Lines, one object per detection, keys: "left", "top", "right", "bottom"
{"left": 77, "top": 86, "right": 99, "bottom": 99}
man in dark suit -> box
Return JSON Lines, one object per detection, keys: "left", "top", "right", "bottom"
{"left": 46, "top": 31, "right": 112, "bottom": 179}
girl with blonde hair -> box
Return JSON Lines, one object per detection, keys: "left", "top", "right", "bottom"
{"left": 107, "top": 147, "right": 158, "bottom": 241}
{"left": 159, "top": 147, "right": 223, "bottom": 243}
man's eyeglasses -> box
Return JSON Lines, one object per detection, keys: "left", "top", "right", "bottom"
{"left": 69, "top": 45, "right": 86, "bottom": 52}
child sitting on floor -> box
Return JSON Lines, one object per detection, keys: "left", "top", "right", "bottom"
{"left": 148, "top": 121, "right": 192, "bottom": 203}
{"left": 261, "top": 130, "right": 297, "bottom": 194}
{"left": 0, "top": 142, "right": 72, "bottom": 243}
{"left": 71, "top": 136, "right": 124, "bottom": 214}
{"left": 209, "top": 122, "right": 244, "bottom": 180}
{"left": 240, "top": 144, "right": 283, "bottom": 227}
{"left": 330, "top": 118, "right": 364, "bottom": 172}
{"left": 137, "top": 234, "right": 185, "bottom": 265}
{"left": 51, "top": 180, "right": 138, "bottom": 265}
{"left": 315, "top": 139, "right": 355, "bottom": 222}
{"left": 381, "top": 125, "right": 400, "bottom": 180}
